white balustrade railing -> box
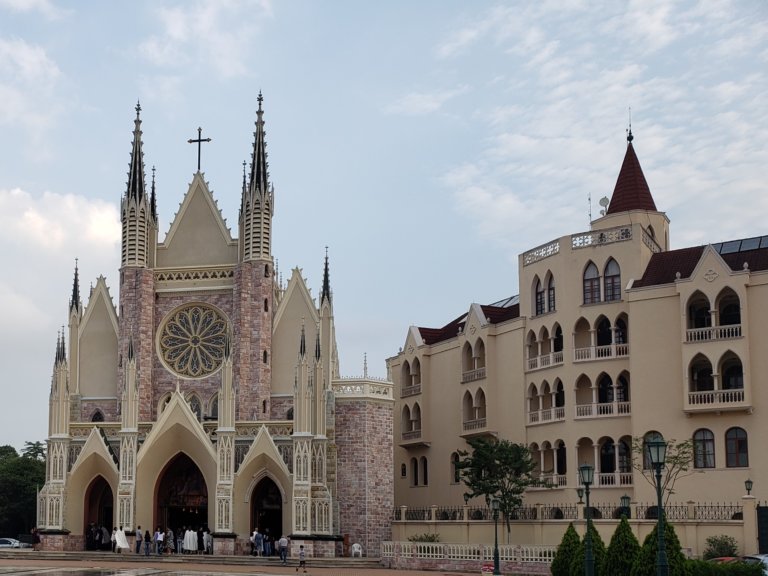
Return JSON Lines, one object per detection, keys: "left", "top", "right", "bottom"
{"left": 463, "top": 418, "right": 487, "bottom": 431}
{"left": 461, "top": 367, "right": 486, "bottom": 383}
{"left": 382, "top": 541, "right": 557, "bottom": 564}
{"left": 527, "top": 406, "right": 566, "bottom": 425}
{"left": 686, "top": 324, "right": 742, "bottom": 342}
{"left": 598, "top": 472, "right": 633, "bottom": 486}
{"left": 575, "top": 401, "right": 631, "bottom": 419}
{"left": 688, "top": 389, "right": 745, "bottom": 405}
{"left": 526, "top": 352, "right": 565, "bottom": 372}
{"left": 574, "top": 343, "right": 629, "bottom": 362}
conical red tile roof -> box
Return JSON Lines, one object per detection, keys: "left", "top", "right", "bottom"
{"left": 606, "top": 136, "right": 656, "bottom": 214}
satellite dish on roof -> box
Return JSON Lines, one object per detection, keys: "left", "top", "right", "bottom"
{"left": 599, "top": 196, "right": 610, "bottom": 208}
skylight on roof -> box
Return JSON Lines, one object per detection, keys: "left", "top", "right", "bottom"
{"left": 713, "top": 236, "right": 768, "bottom": 255}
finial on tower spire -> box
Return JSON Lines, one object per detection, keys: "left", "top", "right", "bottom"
{"left": 364, "top": 353, "right": 368, "bottom": 378}
{"left": 135, "top": 100, "right": 141, "bottom": 118}
{"left": 150, "top": 165, "right": 157, "bottom": 220}
{"left": 126, "top": 101, "right": 147, "bottom": 202}
{"left": 320, "top": 246, "right": 332, "bottom": 305}
{"left": 627, "top": 106, "right": 633, "bottom": 143}
{"left": 315, "top": 322, "right": 321, "bottom": 360}
{"left": 70, "top": 258, "right": 80, "bottom": 312}
{"left": 299, "top": 319, "right": 306, "bottom": 357}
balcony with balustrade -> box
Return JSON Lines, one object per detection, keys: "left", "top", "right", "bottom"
{"left": 574, "top": 401, "right": 631, "bottom": 420}
{"left": 527, "top": 406, "right": 566, "bottom": 425}
{"left": 686, "top": 324, "right": 742, "bottom": 343}
{"left": 685, "top": 388, "right": 749, "bottom": 414}
{"left": 574, "top": 343, "right": 629, "bottom": 362}
{"left": 461, "top": 367, "right": 486, "bottom": 383}
{"left": 460, "top": 417, "right": 496, "bottom": 440}
{"left": 526, "top": 351, "right": 564, "bottom": 372}
{"left": 401, "top": 384, "right": 422, "bottom": 398}
{"left": 596, "top": 471, "right": 633, "bottom": 487}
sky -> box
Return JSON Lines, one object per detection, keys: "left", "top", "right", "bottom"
{"left": 0, "top": 0, "right": 766, "bottom": 450}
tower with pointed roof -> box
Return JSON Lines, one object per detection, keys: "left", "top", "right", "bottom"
{"left": 39, "top": 97, "right": 392, "bottom": 558}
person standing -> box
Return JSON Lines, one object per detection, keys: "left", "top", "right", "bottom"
{"left": 154, "top": 526, "right": 164, "bottom": 556}
{"left": 135, "top": 526, "right": 142, "bottom": 554}
{"left": 111, "top": 527, "right": 117, "bottom": 553}
{"left": 203, "top": 527, "right": 212, "bottom": 554}
{"left": 278, "top": 534, "right": 289, "bottom": 565}
{"left": 115, "top": 526, "right": 129, "bottom": 553}
{"left": 296, "top": 544, "right": 307, "bottom": 573}
{"left": 143, "top": 529, "right": 151, "bottom": 556}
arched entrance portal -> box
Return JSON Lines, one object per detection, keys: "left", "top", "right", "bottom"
{"left": 156, "top": 453, "right": 208, "bottom": 534}
{"left": 251, "top": 477, "right": 282, "bottom": 542}
{"left": 84, "top": 476, "right": 113, "bottom": 550}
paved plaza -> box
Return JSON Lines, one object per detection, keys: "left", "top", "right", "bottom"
{"left": 0, "top": 556, "right": 478, "bottom": 576}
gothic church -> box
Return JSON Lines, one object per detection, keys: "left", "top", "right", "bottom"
{"left": 39, "top": 96, "right": 393, "bottom": 557}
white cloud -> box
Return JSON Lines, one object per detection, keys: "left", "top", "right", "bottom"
{"left": 384, "top": 85, "right": 469, "bottom": 116}
{"left": 0, "top": 0, "right": 66, "bottom": 20}
{"left": 139, "top": 0, "right": 273, "bottom": 78}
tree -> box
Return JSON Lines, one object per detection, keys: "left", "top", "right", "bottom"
{"left": 569, "top": 521, "right": 606, "bottom": 576}
{"left": 630, "top": 520, "right": 690, "bottom": 576}
{"left": 0, "top": 452, "right": 45, "bottom": 537}
{"left": 550, "top": 523, "right": 580, "bottom": 576}
{"left": 632, "top": 436, "right": 694, "bottom": 505}
{"left": 602, "top": 515, "right": 640, "bottom": 575}
{"left": 21, "top": 441, "right": 46, "bottom": 461}
{"left": 456, "top": 437, "right": 537, "bottom": 534}
{"left": 0, "top": 445, "right": 19, "bottom": 462}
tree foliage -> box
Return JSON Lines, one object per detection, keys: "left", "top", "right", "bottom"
{"left": 456, "top": 437, "right": 537, "bottom": 532}
{"left": 631, "top": 436, "right": 694, "bottom": 505}
{"left": 569, "top": 521, "right": 607, "bottom": 576}
{"left": 630, "top": 520, "right": 690, "bottom": 576}
{"left": 602, "top": 515, "right": 640, "bottom": 575}
{"left": 550, "top": 523, "right": 580, "bottom": 576}
{"left": 21, "top": 441, "right": 46, "bottom": 461}
{"left": 0, "top": 446, "right": 45, "bottom": 537}
{"left": 702, "top": 534, "right": 738, "bottom": 560}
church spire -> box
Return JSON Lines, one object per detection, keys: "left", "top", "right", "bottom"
{"left": 605, "top": 127, "right": 657, "bottom": 215}
{"left": 320, "top": 247, "right": 332, "bottom": 306}
{"left": 150, "top": 165, "right": 157, "bottom": 221}
{"left": 315, "top": 323, "right": 321, "bottom": 361}
{"left": 299, "top": 322, "right": 307, "bottom": 358}
{"left": 69, "top": 259, "right": 81, "bottom": 313}
{"left": 126, "top": 101, "right": 146, "bottom": 203}
{"left": 249, "top": 92, "right": 269, "bottom": 196}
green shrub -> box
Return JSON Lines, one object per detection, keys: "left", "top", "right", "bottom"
{"left": 569, "top": 522, "right": 607, "bottom": 576}
{"left": 602, "top": 515, "right": 640, "bottom": 575}
{"left": 550, "top": 523, "right": 580, "bottom": 576}
{"left": 703, "top": 535, "right": 739, "bottom": 560}
{"left": 687, "top": 559, "right": 763, "bottom": 575}
{"left": 630, "top": 520, "right": 690, "bottom": 576}
{"left": 406, "top": 533, "right": 440, "bottom": 542}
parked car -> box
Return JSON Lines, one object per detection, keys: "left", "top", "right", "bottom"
{"left": 742, "top": 554, "right": 768, "bottom": 575}
{"left": 708, "top": 556, "right": 740, "bottom": 563}
{"left": 0, "top": 538, "right": 31, "bottom": 548}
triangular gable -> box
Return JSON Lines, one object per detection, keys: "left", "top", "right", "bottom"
{"left": 157, "top": 173, "right": 238, "bottom": 267}
{"left": 273, "top": 268, "right": 320, "bottom": 331}
{"left": 403, "top": 326, "right": 425, "bottom": 354}
{"left": 238, "top": 424, "right": 291, "bottom": 479}
{"left": 78, "top": 276, "right": 119, "bottom": 396}
{"left": 69, "top": 427, "right": 119, "bottom": 478}
{"left": 464, "top": 303, "right": 488, "bottom": 336}
{"left": 138, "top": 389, "right": 217, "bottom": 465}
{"left": 686, "top": 245, "right": 742, "bottom": 285}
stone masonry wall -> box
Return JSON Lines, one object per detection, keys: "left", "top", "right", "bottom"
{"left": 335, "top": 398, "right": 393, "bottom": 557}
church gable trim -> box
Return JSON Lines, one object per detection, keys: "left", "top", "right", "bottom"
{"left": 685, "top": 245, "right": 745, "bottom": 286}
{"left": 69, "top": 427, "right": 120, "bottom": 478}
{"left": 138, "top": 390, "right": 217, "bottom": 465}
{"left": 162, "top": 173, "right": 235, "bottom": 247}
{"left": 273, "top": 268, "right": 320, "bottom": 332}
{"left": 239, "top": 425, "right": 291, "bottom": 478}
{"left": 79, "top": 277, "right": 119, "bottom": 339}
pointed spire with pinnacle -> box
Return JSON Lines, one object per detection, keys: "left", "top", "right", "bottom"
{"left": 150, "top": 166, "right": 157, "bottom": 220}
{"left": 127, "top": 333, "right": 134, "bottom": 362}
{"left": 224, "top": 324, "right": 232, "bottom": 360}
{"left": 315, "top": 323, "right": 321, "bottom": 360}
{"left": 126, "top": 101, "right": 146, "bottom": 202}
{"left": 299, "top": 321, "right": 306, "bottom": 358}
{"left": 249, "top": 92, "right": 269, "bottom": 196}
{"left": 69, "top": 259, "right": 81, "bottom": 313}
{"left": 320, "top": 247, "right": 332, "bottom": 305}
{"left": 605, "top": 125, "right": 657, "bottom": 215}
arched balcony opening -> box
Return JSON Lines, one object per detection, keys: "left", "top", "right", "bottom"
{"left": 689, "top": 354, "right": 714, "bottom": 392}
{"left": 576, "top": 437, "right": 596, "bottom": 472}
{"left": 573, "top": 317, "right": 591, "bottom": 360}
{"left": 616, "top": 372, "right": 631, "bottom": 405}
{"left": 401, "top": 360, "right": 412, "bottom": 394}
{"left": 461, "top": 342, "right": 473, "bottom": 372}
{"left": 717, "top": 288, "right": 741, "bottom": 327}
{"left": 401, "top": 405, "right": 412, "bottom": 434}
{"left": 574, "top": 375, "right": 593, "bottom": 418}
{"left": 597, "top": 374, "right": 614, "bottom": 415}
{"left": 527, "top": 384, "right": 540, "bottom": 423}
{"left": 411, "top": 357, "right": 422, "bottom": 386}
{"left": 462, "top": 391, "right": 474, "bottom": 423}
{"left": 596, "top": 316, "right": 612, "bottom": 347}
{"left": 540, "top": 381, "right": 553, "bottom": 411}
{"left": 614, "top": 314, "right": 629, "bottom": 355}
{"left": 473, "top": 388, "right": 487, "bottom": 422}
{"left": 720, "top": 352, "right": 744, "bottom": 391}
{"left": 554, "top": 380, "right": 565, "bottom": 415}
{"left": 686, "top": 291, "right": 712, "bottom": 342}
{"left": 529, "top": 443, "right": 541, "bottom": 475}
{"left": 553, "top": 324, "right": 564, "bottom": 355}
{"left": 539, "top": 327, "right": 552, "bottom": 358}
{"left": 475, "top": 339, "right": 486, "bottom": 369}
{"left": 462, "top": 339, "right": 486, "bottom": 382}
{"left": 411, "top": 403, "right": 422, "bottom": 431}
{"left": 555, "top": 440, "right": 567, "bottom": 478}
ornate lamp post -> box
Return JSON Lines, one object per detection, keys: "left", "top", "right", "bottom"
{"left": 579, "top": 464, "right": 595, "bottom": 576}
{"left": 646, "top": 439, "right": 669, "bottom": 576}
{"left": 620, "top": 494, "right": 631, "bottom": 519}
{"left": 745, "top": 479, "right": 754, "bottom": 496}
{"left": 491, "top": 497, "right": 501, "bottom": 575}
{"left": 577, "top": 487, "right": 584, "bottom": 504}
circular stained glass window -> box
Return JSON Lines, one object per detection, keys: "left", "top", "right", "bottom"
{"left": 159, "top": 304, "right": 227, "bottom": 378}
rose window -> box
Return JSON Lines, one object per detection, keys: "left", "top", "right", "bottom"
{"left": 159, "top": 304, "right": 227, "bottom": 378}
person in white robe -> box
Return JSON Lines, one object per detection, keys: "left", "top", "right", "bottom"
{"left": 184, "top": 528, "right": 197, "bottom": 554}
{"left": 114, "top": 526, "right": 130, "bottom": 553}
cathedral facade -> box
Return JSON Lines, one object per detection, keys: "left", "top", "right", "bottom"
{"left": 39, "top": 97, "right": 393, "bottom": 557}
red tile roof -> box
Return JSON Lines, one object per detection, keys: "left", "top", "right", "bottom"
{"left": 606, "top": 141, "right": 657, "bottom": 215}
{"left": 417, "top": 302, "right": 520, "bottom": 346}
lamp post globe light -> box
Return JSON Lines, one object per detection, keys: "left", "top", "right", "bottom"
{"left": 491, "top": 497, "right": 501, "bottom": 575}
{"left": 646, "top": 439, "right": 669, "bottom": 576}
{"left": 578, "top": 464, "right": 595, "bottom": 576}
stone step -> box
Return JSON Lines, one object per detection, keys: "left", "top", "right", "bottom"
{"left": 0, "top": 549, "right": 382, "bottom": 569}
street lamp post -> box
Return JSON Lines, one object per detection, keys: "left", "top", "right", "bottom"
{"left": 579, "top": 464, "right": 595, "bottom": 576}
{"left": 647, "top": 439, "right": 669, "bottom": 576}
{"left": 491, "top": 498, "right": 501, "bottom": 576}
{"left": 620, "top": 494, "right": 631, "bottom": 519}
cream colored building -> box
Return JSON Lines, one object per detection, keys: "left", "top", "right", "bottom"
{"left": 38, "top": 97, "right": 393, "bottom": 556}
{"left": 388, "top": 130, "right": 762, "bottom": 514}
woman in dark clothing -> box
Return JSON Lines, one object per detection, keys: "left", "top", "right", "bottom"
{"left": 143, "top": 530, "right": 152, "bottom": 556}
{"left": 197, "top": 527, "right": 204, "bottom": 554}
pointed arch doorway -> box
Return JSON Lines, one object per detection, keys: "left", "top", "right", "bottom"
{"left": 251, "top": 477, "right": 283, "bottom": 542}
{"left": 156, "top": 453, "right": 208, "bottom": 533}
{"left": 84, "top": 476, "right": 113, "bottom": 550}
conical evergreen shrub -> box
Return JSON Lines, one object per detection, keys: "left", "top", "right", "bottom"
{"left": 550, "top": 523, "right": 580, "bottom": 576}
{"left": 602, "top": 515, "right": 640, "bottom": 575}
{"left": 569, "top": 522, "right": 607, "bottom": 576}
{"left": 630, "top": 519, "right": 690, "bottom": 576}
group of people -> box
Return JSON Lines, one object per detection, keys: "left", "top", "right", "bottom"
{"left": 133, "top": 525, "right": 213, "bottom": 555}
{"left": 250, "top": 530, "right": 296, "bottom": 569}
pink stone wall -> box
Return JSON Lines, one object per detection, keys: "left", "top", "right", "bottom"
{"left": 79, "top": 400, "right": 119, "bottom": 422}
{"left": 335, "top": 398, "right": 393, "bottom": 557}
{"left": 270, "top": 396, "right": 294, "bottom": 420}
{"left": 40, "top": 532, "right": 83, "bottom": 551}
